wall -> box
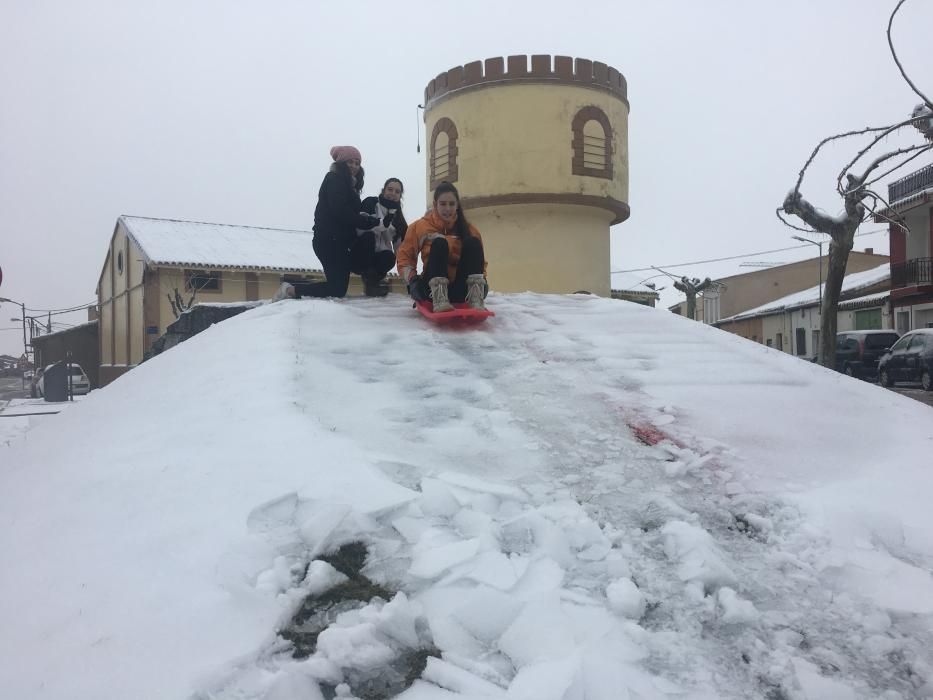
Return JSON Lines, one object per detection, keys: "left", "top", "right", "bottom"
{"left": 903, "top": 207, "right": 931, "bottom": 260}
{"left": 425, "top": 82, "right": 629, "bottom": 210}
{"left": 469, "top": 203, "right": 613, "bottom": 295}
{"left": 98, "top": 223, "right": 146, "bottom": 386}
{"left": 716, "top": 316, "right": 763, "bottom": 344}
{"left": 708, "top": 252, "right": 889, "bottom": 322}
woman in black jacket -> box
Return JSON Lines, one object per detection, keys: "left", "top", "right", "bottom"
{"left": 276, "top": 146, "right": 380, "bottom": 299}
{"left": 353, "top": 177, "right": 409, "bottom": 296}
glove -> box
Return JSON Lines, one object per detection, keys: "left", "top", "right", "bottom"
{"left": 359, "top": 214, "right": 381, "bottom": 230}
{"left": 382, "top": 212, "right": 395, "bottom": 228}
{"left": 407, "top": 275, "right": 428, "bottom": 302}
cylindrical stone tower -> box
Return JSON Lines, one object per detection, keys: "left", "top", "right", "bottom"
{"left": 422, "top": 54, "right": 629, "bottom": 296}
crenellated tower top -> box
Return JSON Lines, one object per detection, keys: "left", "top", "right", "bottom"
{"left": 423, "top": 55, "right": 628, "bottom": 109}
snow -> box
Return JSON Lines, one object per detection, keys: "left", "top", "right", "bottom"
{"left": 121, "top": 215, "right": 323, "bottom": 272}
{"left": 2, "top": 292, "right": 933, "bottom": 699}
{"left": 720, "top": 262, "right": 890, "bottom": 321}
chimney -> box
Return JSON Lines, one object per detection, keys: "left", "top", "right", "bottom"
{"left": 864, "top": 247, "right": 873, "bottom": 255}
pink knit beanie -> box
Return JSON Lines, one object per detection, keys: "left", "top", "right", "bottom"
{"left": 330, "top": 145, "right": 362, "bottom": 163}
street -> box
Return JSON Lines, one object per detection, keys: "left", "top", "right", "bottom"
{"left": 891, "top": 384, "right": 933, "bottom": 409}
{"left": 0, "top": 375, "right": 28, "bottom": 404}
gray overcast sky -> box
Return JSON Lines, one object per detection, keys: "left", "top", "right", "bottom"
{"left": 2, "top": 0, "right": 931, "bottom": 357}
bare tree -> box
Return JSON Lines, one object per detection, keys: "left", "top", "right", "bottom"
{"left": 167, "top": 288, "right": 196, "bottom": 319}
{"left": 674, "top": 276, "right": 713, "bottom": 321}
{"left": 778, "top": 0, "right": 933, "bottom": 368}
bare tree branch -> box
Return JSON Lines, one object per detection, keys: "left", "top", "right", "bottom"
{"left": 775, "top": 207, "right": 824, "bottom": 234}
{"left": 836, "top": 116, "right": 933, "bottom": 192}
{"left": 782, "top": 190, "right": 863, "bottom": 240}
{"left": 793, "top": 124, "right": 904, "bottom": 197}
{"left": 860, "top": 191, "right": 911, "bottom": 235}
{"left": 888, "top": 0, "right": 933, "bottom": 111}
{"left": 861, "top": 143, "right": 933, "bottom": 189}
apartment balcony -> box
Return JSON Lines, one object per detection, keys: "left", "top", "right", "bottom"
{"left": 888, "top": 164, "right": 933, "bottom": 204}
{"left": 891, "top": 257, "right": 933, "bottom": 288}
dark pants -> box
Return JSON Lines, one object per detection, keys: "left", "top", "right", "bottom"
{"left": 293, "top": 232, "right": 396, "bottom": 298}
{"left": 421, "top": 236, "right": 485, "bottom": 303}
{"left": 350, "top": 231, "right": 396, "bottom": 280}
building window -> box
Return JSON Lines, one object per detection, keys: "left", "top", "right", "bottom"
{"left": 184, "top": 269, "right": 222, "bottom": 293}
{"left": 572, "top": 106, "right": 613, "bottom": 179}
{"left": 430, "top": 118, "right": 459, "bottom": 189}
{"left": 117, "top": 250, "right": 124, "bottom": 275}
{"left": 775, "top": 333, "right": 783, "bottom": 352}
{"left": 767, "top": 339, "right": 773, "bottom": 347}
{"left": 812, "top": 329, "right": 820, "bottom": 353}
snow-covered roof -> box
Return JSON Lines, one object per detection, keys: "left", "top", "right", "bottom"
{"left": 837, "top": 290, "right": 889, "bottom": 310}
{"left": 29, "top": 320, "right": 98, "bottom": 344}
{"left": 611, "top": 272, "right": 662, "bottom": 294}
{"left": 719, "top": 263, "right": 890, "bottom": 322}
{"left": 120, "top": 215, "right": 322, "bottom": 273}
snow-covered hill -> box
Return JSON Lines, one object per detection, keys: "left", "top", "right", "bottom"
{"left": 2, "top": 294, "right": 931, "bottom": 699}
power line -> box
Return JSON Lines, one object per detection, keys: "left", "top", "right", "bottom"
{"left": 611, "top": 229, "right": 889, "bottom": 275}
{"left": 23, "top": 301, "right": 97, "bottom": 314}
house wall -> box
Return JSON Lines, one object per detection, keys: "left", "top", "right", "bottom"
{"left": 903, "top": 207, "right": 931, "bottom": 260}
{"left": 748, "top": 303, "right": 891, "bottom": 356}
{"left": 837, "top": 304, "right": 893, "bottom": 332}
{"left": 98, "top": 222, "right": 146, "bottom": 386}
{"left": 707, "top": 251, "right": 889, "bottom": 322}
{"left": 715, "top": 316, "right": 763, "bottom": 343}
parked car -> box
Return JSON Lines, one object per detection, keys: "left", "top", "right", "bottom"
{"left": 35, "top": 363, "right": 91, "bottom": 398}
{"left": 834, "top": 330, "right": 901, "bottom": 379}
{"left": 878, "top": 329, "right": 933, "bottom": 391}
{"left": 28, "top": 368, "right": 42, "bottom": 398}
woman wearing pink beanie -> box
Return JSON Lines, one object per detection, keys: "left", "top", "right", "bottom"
{"left": 275, "top": 145, "right": 381, "bottom": 299}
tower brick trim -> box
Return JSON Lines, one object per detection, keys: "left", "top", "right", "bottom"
{"left": 571, "top": 106, "right": 613, "bottom": 179}
{"left": 424, "top": 55, "right": 628, "bottom": 109}
{"left": 430, "top": 117, "right": 459, "bottom": 189}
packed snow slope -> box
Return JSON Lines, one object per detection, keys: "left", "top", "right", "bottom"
{"left": 2, "top": 293, "right": 932, "bottom": 700}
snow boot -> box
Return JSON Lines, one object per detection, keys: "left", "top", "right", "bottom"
{"left": 465, "top": 274, "right": 487, "bottom": 310}
{"left": 428, "top": 276, "right": 454, "bottom": 312}
{"left": 363, "top": 273, "right": 389, "bottom": 298}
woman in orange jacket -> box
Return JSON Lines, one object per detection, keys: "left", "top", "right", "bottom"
{"left": 396, "top": 182, "right": 488, "bottom": 312}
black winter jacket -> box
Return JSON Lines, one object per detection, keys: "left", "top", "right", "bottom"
{"left": 360, "top": 196, "right": 408, "bottom": 245}
{"left": 313, "top": 171, "right": 375, "bottom": 241}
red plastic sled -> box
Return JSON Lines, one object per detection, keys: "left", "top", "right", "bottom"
{"left": 415, "top": 300, "right": 495, "bottom": 323}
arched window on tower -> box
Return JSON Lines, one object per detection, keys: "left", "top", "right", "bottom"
{"left": 571, "top": 106, "right": 613, "bottom": 179}
{"left": 431, "top": 117, "right": 459, "bottom": 189}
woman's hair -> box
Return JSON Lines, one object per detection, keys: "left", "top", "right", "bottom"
{"left": 382, "top": 178, "right": 407, "bottom": 231}
{"left": 330, "top": 160, "right": 364, "bottom": 192}
{"left": 432, "top": 181, "right": 471, "bottom": 238}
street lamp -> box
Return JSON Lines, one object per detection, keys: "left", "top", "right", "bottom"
{"left": 792, "top": 236, "right": 823, "bottom": 312}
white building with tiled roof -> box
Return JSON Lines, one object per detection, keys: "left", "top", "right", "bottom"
{"left": 96, "top": 215, "right": 401, "bottom": 385}
{"left": 715, "top": 263, "right": 892, "bottom": 356}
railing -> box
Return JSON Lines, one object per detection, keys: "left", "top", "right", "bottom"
{"left": 888, "top": 164, "right": 933, "bottom": 204}
{"left": 891, "top": 257, "right": 933, "bottom": 288}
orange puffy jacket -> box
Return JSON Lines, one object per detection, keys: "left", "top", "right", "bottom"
{"left": 396, "top": 210, "right": 487, "bottom": 283}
